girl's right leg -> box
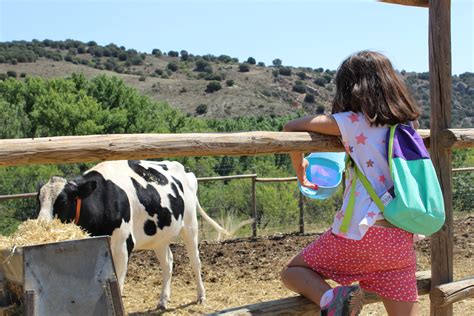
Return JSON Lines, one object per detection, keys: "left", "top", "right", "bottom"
{"left": 281, "top": 252, "right": 332, "bottom": 305}
{"left": 382, "top": 298, "right": 419, "bottom": 316}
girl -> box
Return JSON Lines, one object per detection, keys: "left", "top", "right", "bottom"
{"left": 281, "top": 51, "right": 420, "bottom": 316}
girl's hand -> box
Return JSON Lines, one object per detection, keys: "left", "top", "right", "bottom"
{"left": 298, "top": 159, "right": 319, "bottom": 190}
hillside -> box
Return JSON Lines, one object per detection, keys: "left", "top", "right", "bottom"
{"left": 0, "top": 40, "right": 473, "bottom": 128}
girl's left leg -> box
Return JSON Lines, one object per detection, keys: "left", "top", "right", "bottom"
{"left": 382, "top": 298, "right": 419, "bottom": 316}
{"left": 281, "top": 252, "right": 332, "bottom": 305}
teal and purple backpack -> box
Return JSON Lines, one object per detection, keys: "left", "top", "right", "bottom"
{"left": 341, "top": 124, "right": 445, "bottom": 236}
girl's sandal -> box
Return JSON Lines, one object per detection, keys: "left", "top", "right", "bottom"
{"left": 321, "top": 285, "right": 364, "bottom": 316}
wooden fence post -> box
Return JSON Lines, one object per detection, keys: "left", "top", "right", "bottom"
{"left": 429, "top": 0, "right": 453, "bottom": 315}
{"left": 251, "top": 175, "right": 257, "bottom": 238}
{"left": 298, "top": 192, "right": 304, "bottom": 234}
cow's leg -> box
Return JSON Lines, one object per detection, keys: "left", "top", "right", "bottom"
{"left": 110, "top": 236, "right": 130, "bottom": 291}
{"left": 180, "top": 226, "right": 206, "bottom": 304}
{"left": 154, "top": 245, "right": 173, "bottom": 309}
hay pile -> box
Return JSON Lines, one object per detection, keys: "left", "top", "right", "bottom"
{"left": 0, "top": 219, "right": 89, "bottom": 251}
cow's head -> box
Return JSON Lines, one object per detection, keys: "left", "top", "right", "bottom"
{"left": 37, "top": 176, "right": 97, "bottom": 222}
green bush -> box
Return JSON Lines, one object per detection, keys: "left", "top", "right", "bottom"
{"left": 304, "top": 94, "right": 315, "bottom": 103}
{"left": 180, "top": 50, "right": 189, "bottom": 60}
{"left": 218, "top": 55, "right": 232, "bottom": 63}
{"left": 204, "top": 73, "right": 222, "bottom": 81}
{"left": 257, "top": 62, "right": 265, "bottom": 67}
{"left": 272, "top": 59, "right": 282, "bottom": 67}
{"left": 226, "top": 79, "right": 234, "bottom": 87}
{"left": 247, "top": 57, "right": 256, "bottom": 65}
{"left": 292, "top": 84, "right": 306, "bottom": 94}
{"left": 279, "top": 67, "right": 292, "bottom": 76}
{"left": 206, "top": 81, "right": 222, "bottom": 93}
{"left": 168, "top": 50, "right": 179, "bottom": 57}
{"left": 239, "top": 64, "right": 250, "bottom": 72}
{"left": 167, "top": 62, "right": 178, "bottom": 72}
{"left": 152, "top": 48, "right": 162, "bottom": 56}
{"left": 314, "top": 78, "right": 326, "bottom": 87}
{"left": 297, "top": 72, "right": 307, "bottom": 80}
{"left": 196, "top": 104, "right": 208, "bottom": 115}
{"left": 195, "top": 60, "right": 213, "bottom": 73}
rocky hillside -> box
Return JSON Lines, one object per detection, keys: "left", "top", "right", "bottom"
{"left": 0, "top": 40, "right": 472, "bottom": 128}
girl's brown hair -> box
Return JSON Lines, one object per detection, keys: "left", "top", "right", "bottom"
{"left": 331, "top": 50, "right": 420, "bottom": 126}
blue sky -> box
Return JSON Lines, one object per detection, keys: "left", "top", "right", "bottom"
{"left": 0, "top": 0, "right": 472, "bottom": 74}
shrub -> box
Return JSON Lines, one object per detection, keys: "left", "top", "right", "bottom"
{"left": 167, "top": 62, "right": 178, "bottom": 72}
{"left": 195, "top": 60, "right": 212, "bottom": 73}
{"left": 204, "top": 73, "right": 222, "bottom": 81}
{"left": 292, "top": 84, "right": 306, "bottom": 94}
{"left": 130, "top": 55, "right": 144, "bottom": 65}
{"left": 206, "top": 81, "right": 222, "bottom": 93}
{"left": 323, "top": 74, "right": 332, "bottom": 83}
{"left": 304, "top": 94, "right": 315, "bottom": 103}
{"left": 168, "top": 50, "right": 179, "bottom": 57}
{"left": 180, "top": 50, "right": 189, "bottom": 60}
{"left": 297, "top": 72, "right": 307, "bottom": 80}
{"left": 20, "top": 73, "right": 27, "bottom": 78}
{"left": 279, "top": 67, "right": 292, "bottom": 76}
{"left": 257, "top": 62, "right": 265, "bottom": 67}
{"left": 272, "top": 58, "right": 282, "bottom": 67}
{"left": 0, "top": 73, "right": 7, "bottom": 80}
{"left": 196, "top": 104, "right": 208, "bottom": 115}
{"left": 272, "top": 70, "right": 279, "bottom": 78}
{"left": 316, "top": 104, "right": 325, "bottom": 114}
{"left": 218, "top": 55, "right": 232, "bottom": 63}
{"left": 247, "top": 57, "right": 256, "bottom": 65}
{"left": 314, "top": 67, "right": 324, "bottom": 73}
{"left": 226, "top": 79, "right": 234, "bottom": 87}
{"left": 239, "top": 63, "right": 250, "bottom": 72}
{"left": 118, "top": 52, "right": 128, "bottom": 61}
{"left": 6, "top": 71, "right": 17, "bottom": 78}
{"left": 139, "top": 76, "right": 146, "bottom": 81}
{"left": 314, "top": 78, "right": 326, "bottom": 87}
{"left": 154, "top": 68, "right": 163, "bottom": 75}
{"left": 152, "top": 48, "right": 162, "bottom": 57}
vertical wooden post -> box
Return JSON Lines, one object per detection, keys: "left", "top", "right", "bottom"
{"left": 251, "top": 175, "right": 257, "bottom": 238}
{"left": 429, "top": 0, "right": 453, "bottom": 315}
{"left": 298, "top": 192, "right": 305, "bottom": 234}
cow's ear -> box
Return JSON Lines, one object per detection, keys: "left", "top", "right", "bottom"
{"left": 77, "top": 181, "right": 97, "bottom": 199}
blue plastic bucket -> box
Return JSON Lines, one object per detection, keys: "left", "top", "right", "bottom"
{"left": 298, "top": 152, "right": 346, "bottom": 200}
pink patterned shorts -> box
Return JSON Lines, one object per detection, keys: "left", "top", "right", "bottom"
{"left": 302, "top": 226, "right": 418, "bottom": 302}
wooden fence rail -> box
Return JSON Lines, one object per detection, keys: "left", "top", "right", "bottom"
{"left": 0, "top": 129, "right": 473, "bottom": 167}
{"left": 210, "top": 271, "right": 432, "bottom": 315}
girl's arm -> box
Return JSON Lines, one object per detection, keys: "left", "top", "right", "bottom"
{"left": 283, "top": 115, "right": 341, "bottom": 189}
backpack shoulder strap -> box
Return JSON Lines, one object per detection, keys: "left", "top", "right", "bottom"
{"left": 339, "top": 125, "right": 397, "bottom": 233}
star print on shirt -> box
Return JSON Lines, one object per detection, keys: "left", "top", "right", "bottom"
{"left": 379, "top": 175, "right": 386, "bottom": 184}
{"left": 366, "top": 159, "right": 374, "bottom": 168}
{"left": 356, "top": 133, "right": 367, "bottom": 145}
{"left": 348, "top": 113, "right": 359, "bottom": 123}
{"left": 336, "top": 211, "right": 344, "bottom": 220}
{"left": 367, "top": 211, "right": 377, "bottom": 218}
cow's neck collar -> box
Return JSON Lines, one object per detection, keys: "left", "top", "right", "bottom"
{"left": 74, "top": 198, "right": 81, "bottom": 225}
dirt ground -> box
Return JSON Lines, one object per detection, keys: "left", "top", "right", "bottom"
{"left": 123, "top": 215, "right": 473, "bottom": 315}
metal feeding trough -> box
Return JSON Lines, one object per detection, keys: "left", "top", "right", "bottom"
{"left": 0, "top": 236, "right": 124, "bottom": 316}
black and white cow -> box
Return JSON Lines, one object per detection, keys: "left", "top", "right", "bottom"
{"left": 36, "top": 160, "right": 232, "bottom": 309}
